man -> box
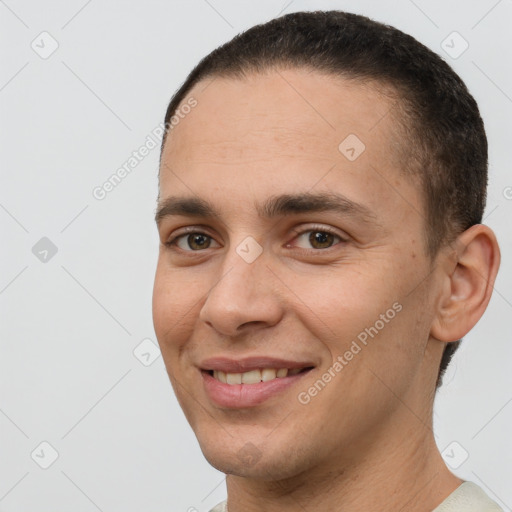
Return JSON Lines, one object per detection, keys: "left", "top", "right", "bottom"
{"left": 152, "top": 10, "right": 502, "bottom": 512}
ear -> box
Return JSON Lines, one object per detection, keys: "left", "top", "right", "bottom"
{"left": 430, "top": 224, "right": 501, "bottom": 342}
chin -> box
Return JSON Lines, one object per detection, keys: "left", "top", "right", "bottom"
{"left": 197, "top": 433, "right": 309, "bottom": 481}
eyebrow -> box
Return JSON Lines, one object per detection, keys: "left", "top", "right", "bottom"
{"left": 155, "top": 192, "right": 377, "bottom": 226}
{"left": 155, "top": 191, "right": 378, "bottom": 227}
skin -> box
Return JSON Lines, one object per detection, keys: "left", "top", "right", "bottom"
{"left": 152, "top": 68, "right": 500, "bottom": 512}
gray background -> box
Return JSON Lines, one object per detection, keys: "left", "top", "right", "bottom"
{"left": 1, "top": 0, "right": 510, "bottom": 510}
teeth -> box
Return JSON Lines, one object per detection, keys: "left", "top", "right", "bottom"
{"left": 261, "top": 368, "right": 277, "bottom": 381}
{"left": 226, "top": 372, "right": 242, "bottom": 385}
{"left": 241, "top": 369, "right": 261, "bottom": 384}
{"left": 212, "top": 368, "right": 303, "bottom": 385}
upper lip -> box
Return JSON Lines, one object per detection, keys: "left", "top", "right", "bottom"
{"left": 199, "top": 356, "right": 315, "bottom": 373}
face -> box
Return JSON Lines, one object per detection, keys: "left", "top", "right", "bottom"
{"left": 152, "top": 69, "right": 443, "bottom": 480}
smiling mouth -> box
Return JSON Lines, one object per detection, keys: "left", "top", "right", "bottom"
{"left": 205, "top": 367, "right": 314, "bottom": 385}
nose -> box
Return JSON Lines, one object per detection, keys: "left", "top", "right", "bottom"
{"left": 198, "top": 245, "right": 284, "bottom": 337}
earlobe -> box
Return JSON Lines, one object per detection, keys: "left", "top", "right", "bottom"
{"left": 430, "top": 224, "right": 501, "bottom": 343}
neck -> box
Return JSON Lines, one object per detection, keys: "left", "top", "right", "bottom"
{"left": 224, "top": 401, "right": 462, "bottom": 512}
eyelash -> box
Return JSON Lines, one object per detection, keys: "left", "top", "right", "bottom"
{"left": 164, "top": 225, "right": 347, "bottom": 253}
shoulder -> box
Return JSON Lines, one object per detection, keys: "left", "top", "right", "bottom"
{"left": 209, "top": 500, "right": 227, "bottom": 512}
{"left": 433, "top": 481, "right": 504, "bottom": 512}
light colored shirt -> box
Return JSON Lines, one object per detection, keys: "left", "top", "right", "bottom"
{"left": 209, "top": 481, "right": 503, "bottom": 512}
{"left": 432, "top": 481, "right": 503, "bottom": 511}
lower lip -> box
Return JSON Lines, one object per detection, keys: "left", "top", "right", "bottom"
{"left": 201, "top": 370, "right": 312, "bottom": 408}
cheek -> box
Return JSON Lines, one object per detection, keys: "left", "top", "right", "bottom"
{"left": 152, "top": 265, "right": 195, "bottom": 355}
{"left": 287, "top": 261, "right": 400, "bottom": 339}
{"left": 152, "top": 269, "right": 171, "bottom": 341}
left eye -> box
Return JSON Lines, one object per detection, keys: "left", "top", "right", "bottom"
{"left": 166, "top": 232, "right": 220, "bottom": 251}
{"left": 290, "top": 229, "right": 344, "bottom": 250}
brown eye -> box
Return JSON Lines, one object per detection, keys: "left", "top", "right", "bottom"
{"left": 165, "top": 232, "right": 220, "bottom": 251}
{"left": 292, "top": 229, "right": 343, "bottom": 250}
{"left": 309, "top": 231, "right": 336, "bottom": 249}
{"left": 185, "top": 233, "right": 212, "bottom": 250}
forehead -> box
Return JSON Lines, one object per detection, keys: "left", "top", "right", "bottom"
{"left": 159, "top": 69, "right": 420, "bottom": 227}
{"left": 163, "top": 69, "right": 399, "bottom": 164}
